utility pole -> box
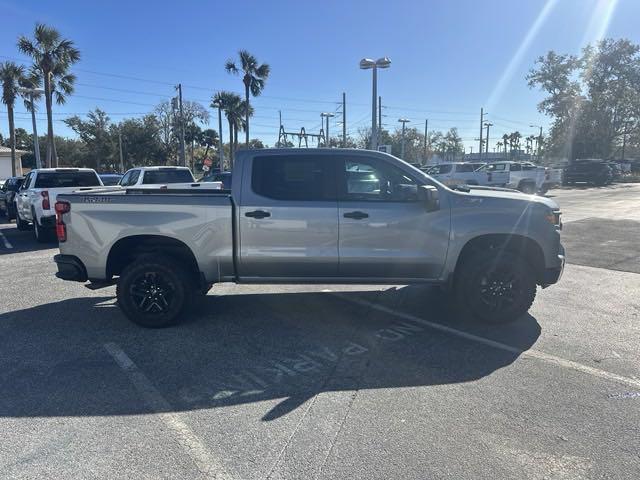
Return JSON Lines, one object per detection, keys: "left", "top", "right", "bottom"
{"left": 484, "top": 122, "right": 493, "bottom": 155}
{"left": 423, "top": 119, "right": 429, "bottom": 161}
{"left": 342, "top": 92, "right": 346, "bottom": 147}
{"left": 478, "top": 108, "right": 486, "bottom": 160}
{"left": 398, "top": 118, "right": 410, "bottom": 159}
{"left": 118, "top": 130, "right": 124, "bottom": 173}
{"left": 176, "top": 84, "right": 186, "bottom": 166}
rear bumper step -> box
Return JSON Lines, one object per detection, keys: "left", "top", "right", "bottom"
{"left": 54, "top": 254, "right": 88, "bottom": 282}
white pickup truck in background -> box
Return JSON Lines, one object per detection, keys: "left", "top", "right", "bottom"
{"left": 476, "top": 162, "right": 563, "bottom": 194}
{"left": 16, "top": 168, "right": 103, "bottom": 242}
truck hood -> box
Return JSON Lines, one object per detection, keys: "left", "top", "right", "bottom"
{"left": 456, "top": 186, "right": 559, "bottom": 210}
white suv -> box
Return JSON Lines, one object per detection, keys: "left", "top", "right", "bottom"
{"left": 16, "top": 168, "right": 103, "bottom": 242}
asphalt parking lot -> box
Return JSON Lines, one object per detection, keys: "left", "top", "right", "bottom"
{"left": 1, "top": 184, "right": 639, "bottom": 479}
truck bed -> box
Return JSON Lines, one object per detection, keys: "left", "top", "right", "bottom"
{"left": 57, "top": 190, "right": 235, "bottom": 282}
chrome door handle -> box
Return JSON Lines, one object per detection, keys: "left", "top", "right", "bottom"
{"left": 245, "top": 210, "right": 271, "bottom": 219}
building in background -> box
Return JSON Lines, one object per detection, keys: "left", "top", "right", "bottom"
{"left": 0, "top": 146, "right": 26, "bottom": 179}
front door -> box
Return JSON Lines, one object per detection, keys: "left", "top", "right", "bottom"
{"left": 238, "top": 153, "right": 339, "bottom": 279}
{"left": 16, "top": 172, "right": 33, "bottom": 220}
{"left": 337, "top": 156, "right": 449, "bottom": 280}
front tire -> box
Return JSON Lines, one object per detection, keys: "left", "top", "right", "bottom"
{"left": 16, "top": 213, "right": 30, "bottom": 231}
{"left": 116, "top": 255, "right": 193, "bottom": 328}
{"left": 519, "top": 182, "right": 536, "bottom": 195}
{"left": 454, "top": 250, "right": 537, "bottom": 324}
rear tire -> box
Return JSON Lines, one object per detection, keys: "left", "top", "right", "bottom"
{"left": 454, "top": 250, "right": 537, "bottom": 324}
{"left": 33, "top": 215, "right": 53, "bottom": 243}
{"left": 116, "top": 255, "right": 194, "bottom": 328}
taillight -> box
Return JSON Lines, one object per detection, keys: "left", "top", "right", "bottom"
{"left": 41, "top": 191, "right": 50, "bottom": 210}
{"left": 55, "top": 201, "right": 71, "bottom": 242}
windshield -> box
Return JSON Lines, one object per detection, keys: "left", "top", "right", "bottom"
{"left": 142, "top": 170, "right": 194, "bottom": 184}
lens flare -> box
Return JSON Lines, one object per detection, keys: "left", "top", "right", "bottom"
{"left": 486, "top": 0, "right": 558, "bottom": 111}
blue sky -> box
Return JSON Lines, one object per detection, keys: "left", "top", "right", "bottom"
{"left": 1, "top": 0, "right": 639, "bottom": 151}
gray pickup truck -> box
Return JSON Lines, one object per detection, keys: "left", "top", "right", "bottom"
{"left": 53, "top": 149, "right": 564, "bottom": 328}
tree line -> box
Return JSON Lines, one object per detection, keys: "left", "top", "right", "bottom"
{"left": 529, "top": 38, "right": 640, "bottom": 161}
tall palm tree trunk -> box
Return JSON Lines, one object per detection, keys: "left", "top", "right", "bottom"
{"left": 234, "top": 125, "right": 238, "bottom": 159}
{"left": 227, "top": 119, "right": 234, "bottom": 165}
{"left": 7, "top": 105, "right": 17, "bottom": 176}
{"left": 44, "top": 73, "right": 56, "bottom": 168}
{"left": 244, "top": 81, "right": 250, "bottom": 148}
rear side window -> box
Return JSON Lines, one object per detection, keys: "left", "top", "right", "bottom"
{"left": 252, "top": 155, "right": 335, "bottom": 201}
{"left": 510, "top": 164, "right": 521, "bottom": 171}
{"left": 142, "top": 169, "right": 193, "bottom": 184}
{"left": 34, "top": 171, "right": 101, "bottom": 188}
{"left": 456, "top": 164, "right": 475, "bottom": 173}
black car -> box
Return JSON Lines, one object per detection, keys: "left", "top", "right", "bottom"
{"left": 99, "top": 173, "right": 123, "bottom": 186}
{"left": 563, "top": 160, "right": 613, "bottom": 186}
{"left": 0, "top": 176, "right": 25, "bottom": 221}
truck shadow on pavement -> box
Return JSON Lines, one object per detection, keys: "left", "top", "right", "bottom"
{"left": 0, "top": 286, "right": 540, "bottom": 421}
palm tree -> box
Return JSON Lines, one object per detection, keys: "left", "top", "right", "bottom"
{"left": 18, "top": 23, "right": 80, "bottom": 167}
{"left": 496, "top": 141, "right": 503, "bottom": 154}
{"left": 0, "top": 62, "right": 27, "bottom": 176}
{"left": 230, "top": 100, "right": 254, "bottom": 158}
{"left": 502, "top": 134, "right": 509, "bottom": 154}
{"left": 212, "top": 91, "right": 241, "bottom": 164}
{"left": 225, "top": 50, "right": 270, "bottom": 148}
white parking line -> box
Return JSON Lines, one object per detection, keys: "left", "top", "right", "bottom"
{"left": 104, "top": 342, "right": 233, "bottom": 480}
{"left": 332, "top": 293, "right": 640, "bottom": 390}
{"left": 0, "top": 230, "right": 13, "bottom": 249}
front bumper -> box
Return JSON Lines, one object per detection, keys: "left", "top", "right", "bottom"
{"left": 54, "top": 254, "right": 88, "bottom": 282}
{"left": 541, "top": 244, "right": 565, "bottom": 286}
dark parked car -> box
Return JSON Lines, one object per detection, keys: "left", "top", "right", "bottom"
{"left": 99, "top": 173, "right": 123, "bottom": 186}
{"left": 563, "top": 160, "right": 613, "bottom": 186}
{"left": 0, "top": 176, "right": 25, "bottom": 220}
{"left": 200, "top": 171, "right": 232, "bottom": 189}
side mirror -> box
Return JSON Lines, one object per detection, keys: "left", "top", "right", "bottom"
{"left": 418, "top": 185, "right": 440, "bottom": 212}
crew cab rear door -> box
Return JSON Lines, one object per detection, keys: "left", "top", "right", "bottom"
{"left": 237, "top": 153, "right": 339, "bottom": 278}
{"left": 337, "top": 155, "right": 449, "bottom": 280}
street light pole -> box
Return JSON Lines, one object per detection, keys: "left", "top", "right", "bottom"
{"left": 360, "top": 57, "right": 391, "bottom": 151}
{"left": 398, "top": 118, "right": 410, "bottom": 159}
{"left": 321, "top": 112, "right": 335, "bottom": 146}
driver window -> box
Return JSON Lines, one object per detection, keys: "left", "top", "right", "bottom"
{"left": 342, "top": 158, "right": 418, "bottom": 202}
{"left": 21, "top": 173, "right": 32, "bottom": 189}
